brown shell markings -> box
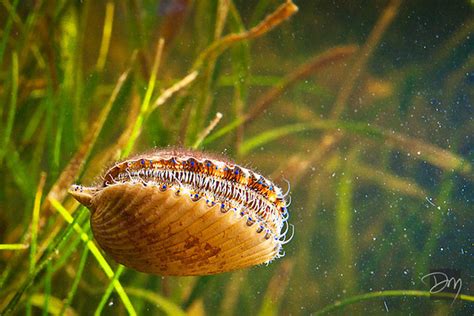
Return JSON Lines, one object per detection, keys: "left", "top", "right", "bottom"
{"left": 69, "top": 148, "right": 291, "bottom": 276}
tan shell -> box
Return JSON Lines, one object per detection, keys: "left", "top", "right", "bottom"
{"left": 69, "top": 149, "right": 289, "bottom": 275}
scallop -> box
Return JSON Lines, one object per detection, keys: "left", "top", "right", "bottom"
{"left": 69, "top": 149, "right": 290, "bottom": 275}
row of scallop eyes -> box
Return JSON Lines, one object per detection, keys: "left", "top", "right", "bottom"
{"left": 112, "top": 157, "right": 284, "bottom": 197}
{"left": 159, "top": 182, "right": 276, "bottom": 240}
{"left": 113, "top": 167, "right": 288, "bottom": 217}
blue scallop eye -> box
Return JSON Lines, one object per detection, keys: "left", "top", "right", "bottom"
{"left": 140, "top": 159, "right": 145, "bottom": 165}
{"left": 234, "top": 170, "right": 239, "bottom": 175}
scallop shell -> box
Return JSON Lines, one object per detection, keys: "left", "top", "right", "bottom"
{"left": 69, "top": 149, "right": 290, "bottom": 275}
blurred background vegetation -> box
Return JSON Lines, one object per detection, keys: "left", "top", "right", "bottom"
{"left": 0, "top": 0, "right": 473, "bottom": 315}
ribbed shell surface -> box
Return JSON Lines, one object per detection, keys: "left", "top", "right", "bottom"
{"left": 89, "top": 182, "right": 278, "bottom": 275}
